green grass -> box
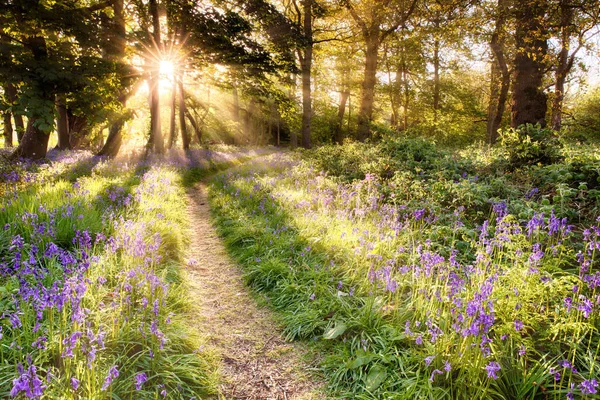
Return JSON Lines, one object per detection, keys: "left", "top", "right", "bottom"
{"left": 207, "top": 141, "right": 600, "bottom": 399}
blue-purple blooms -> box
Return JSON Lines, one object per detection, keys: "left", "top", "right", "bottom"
{"left": 101, "top": 366, "right": 119, "bottom": 391}
{"left": 485, "top": 362, "right": 501, "bottom": 380}
{"left": 10, "top": 364, "right": 45, "bottom": 398}
{"left": 134, "top": 372, "right": 148, "bottom": 390}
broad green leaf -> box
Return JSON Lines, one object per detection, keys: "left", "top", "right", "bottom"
{"left": 349, "top": 353, "right": 375, "bottom": 369}
{"left": 365, "top": 365, "right": 388, "bottom": 392}
{"left": 323, "top": 321, "right": 347, "bottom": 340}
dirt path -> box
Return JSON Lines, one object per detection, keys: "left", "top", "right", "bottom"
{"left": 185, "top": 182, "right": 325, "bottom": 400}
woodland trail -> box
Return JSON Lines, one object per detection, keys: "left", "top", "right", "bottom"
{"left": 184, "top": 181, "right": 325, "bottom": 400}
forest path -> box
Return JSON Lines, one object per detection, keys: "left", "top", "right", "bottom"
{"left": 184, "top": 182, "right": 325, "bottom": 400}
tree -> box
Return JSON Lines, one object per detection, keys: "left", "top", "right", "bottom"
{"left": 342, "top": 0, "right": 419, "bottom": 141}
{"left": 486, "top": 0, "right": 511, "bottom": 144}
{"left": 549, "top": 0, "right": 600, "bottom": 131}
{"left": 511, "top": 0, "right": 550, "bottom": 128}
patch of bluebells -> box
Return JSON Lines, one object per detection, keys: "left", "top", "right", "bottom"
{"left": 214, "top": 153, "right": 600, "bottom": 396}
{"left": 0, "top": 159, "right": 193, "bottom": 398}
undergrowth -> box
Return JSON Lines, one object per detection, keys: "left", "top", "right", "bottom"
{"left": 208, "top": 139, "right": 600, "bottom": 399}
{"left": 0, "top": 147, "right": 262, "bottom": 399}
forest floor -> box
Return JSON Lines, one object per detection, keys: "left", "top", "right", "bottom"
{"left": 184, "top": 181, "right": 325, "bottom": 400}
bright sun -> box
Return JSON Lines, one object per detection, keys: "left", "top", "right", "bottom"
{"left": 159, "top": 60, "right": 174, "bottom": 78}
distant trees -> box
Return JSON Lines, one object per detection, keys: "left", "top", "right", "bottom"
{"left": 1, "top": 0, "right": 599, "bottom": 155}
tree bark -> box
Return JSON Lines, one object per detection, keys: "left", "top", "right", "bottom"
{"left": 551, "top": 0, "right": 574, "bottom": 131}
{"left": 433, "top": 39, "right": 440, "bottom": 121}
{"left": 11, "top": 118, "right": 51, "bottom": 159}
{"left": 178, "top": 77, "right": 191, "bottom": 150}
{"left": 149, "top": 0, "right": 164, "bottom": 153}
{"left": 300, "top": 0, "right": 313, "bottom": 149}
{"left": 511, "top": 0, "right": 548, "bottom": 128}
{"left": 11, "top": 36, "right": 53, "bottom": 159}
{"left": 487, "top": 0, "right": 510, "bottom": 144}
{"left": 334, "top": 90, "right": 349, "bottom": 144}
{"left": 185, "top": 109, "right": 202, "bottom": 144}
{"left": 3, "top": 108, "right": 13, "bottom": 147}
{"left": 357, "top": 32, "right": 379, "bottom": 141}
{"left": 55, "top": 95, "right": 71, "bottom": 150}
{"left": 4, "top": 83, "right": 24, "bottom": 142}
{"left": 167, "top": 78, "right": 177, "bottom": 149}
{"left": 97, "top": 0, "right": 129, "bottom": 157}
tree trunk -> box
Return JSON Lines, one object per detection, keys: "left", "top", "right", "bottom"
{"left": 178, "top": 77, "right": 190, "bottom": 150}
{"left": 402, "top": 66, "right": 410, "bottom": 130}
{"left": 433, "top": 38, "right": 440, "bottom": 122}
{"left": 487, "top": 0, "right": 510, "bottom": 144}
{"left": 551, "top": 0, "right": 574, "bottom": 131}
{"left": 149, "top": 0, "right": 164, "bottom": 153}
{"left": 185, "top": 109, "right": 202, "bottom": 143}
{"left": 300, "top": 0, "right": 313, "bottom": 149}
{"left": 4, "top": 83, "right": 24, "bottom": 142}
{"left": 97, "top": 0, "right": 128, "bottom": 157}
{"left": 3, "top": 108, "right": 13, "bottom": 147}
{"left": 357, "top": 32, "right": 379, "bottom": 141}
{"left": 232, "top": 83, "right": 240, "bottom": 125}
{"left": 11, "top": 36, "right": 52, "bottom": 159}
{"left": 334, "top": 90, "right": 350, "bottom": 144}
{"left": 167, "top": 78, "right": 177, "bottom": 149}
{"left": 55, "top": 96, "right": 71, "bottom": 150}
{"left": 511, "top": 0, "right": 548, "bottom": 128}
{"left": 11, "top": 119, "right": 51, "bottom": 159}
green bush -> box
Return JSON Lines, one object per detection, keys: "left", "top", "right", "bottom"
{"left": 500, "top": 123, "right": 563, "bottom": 168}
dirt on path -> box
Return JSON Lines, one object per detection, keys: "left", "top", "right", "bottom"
{"left": 185, "top": 182, "right": 325, "bottom": 400}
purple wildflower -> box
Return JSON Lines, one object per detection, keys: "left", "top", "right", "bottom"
{"left": 10, "top": 364, "right": 45, "bottom": 398}
{"left": 134, "top": 372, "right": 148, "bottom": 390}
{"left": 485, "top": 361, "right": 501, "bottom": 380}
{"left": 101, "top": 365, "right": 119, "bottom": 391}
{"left": 580, "top": 378, "right": 598, "bottom": 395}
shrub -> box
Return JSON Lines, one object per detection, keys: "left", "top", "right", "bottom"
{"left": 500, "top": 124, "right": 563, "bottom": 168}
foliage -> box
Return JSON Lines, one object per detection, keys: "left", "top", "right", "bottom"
{"left": 209, "top": 141, "right": 600, "bottom": 399}
{"left": 567, "top": 86, "right": 600, "bottom": 140}
{"left": 0, "top": 147, "right": 262, "bottom": 398}
{"left": 500, "top": 124, "right": 564, "bottom": 168}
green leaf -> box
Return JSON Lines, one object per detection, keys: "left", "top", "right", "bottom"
{"left": 365, "top": 365, "right": 387, "bottom": 392}
{"left": 322, "top": 321, "right": 347, "bottom": 340}
{"left": 349, "top": 353, "right": 375, "bottom": 369}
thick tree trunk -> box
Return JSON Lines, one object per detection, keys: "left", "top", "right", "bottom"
{"left": 511, "top": 0, "right": 548, "bottom": 128}
{"left": 68, "top": 115, "right": 88, "bottom": 148}
{"left": 55, "top": 96, "right": 71, "bottom": 150}
{"left": 300, "top": 0, "right": 313, "bottom": 149}
{"left": 11, "top": 119, "right": 51, "bottom": 159}
{"left": 3, "top": 108, "right": 13, "bottom": 147}
{"left": 551, "top": 0, "right": 574, "bottom": 131}
{"left": 357, "top": 32, "right": 379, "bottom": 141}
{"left": 433, "top": 39, "right": 440, "bottom": 121}
{"left": 334, "top": 90, "right": 350, "bottom": 144}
